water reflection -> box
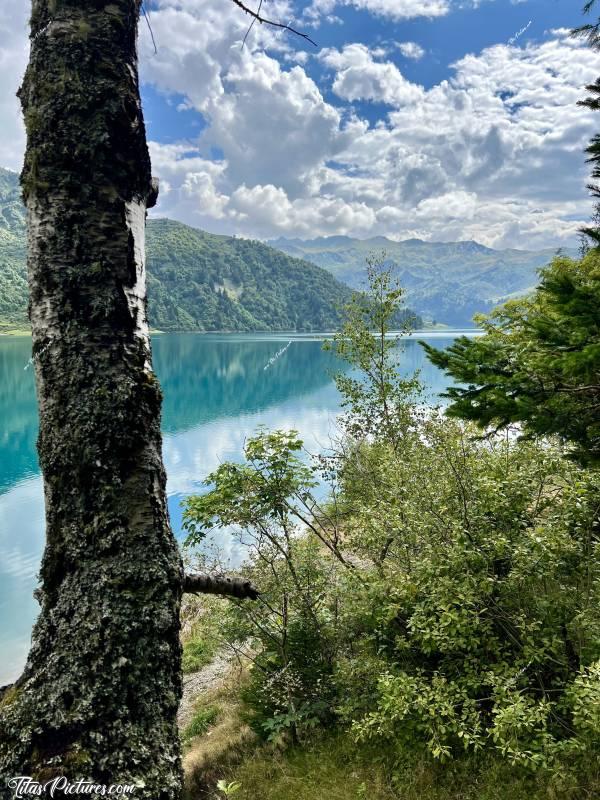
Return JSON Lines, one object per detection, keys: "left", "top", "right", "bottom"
{"left": 0, "top": 337, "right": 39, "bottom": 493}
{"left": 0, "top": 331, "right": 474, "bottom": 684}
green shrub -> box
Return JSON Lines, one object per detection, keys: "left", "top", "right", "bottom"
{"left": 183, "top": 258, "right": 600, "bottom": 791}
{"left": 342, "top": 427, "right": 600, "bottom": 770}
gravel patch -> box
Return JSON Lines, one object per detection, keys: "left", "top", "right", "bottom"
{"left": 178, "top": 652, "right": 233, "bottom": 730}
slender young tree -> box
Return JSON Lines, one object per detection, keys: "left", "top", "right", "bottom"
{"left": 0, "top": 2, "right": 256, "bottom": 796}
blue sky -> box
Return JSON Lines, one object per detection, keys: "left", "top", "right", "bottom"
{"left": 0, "top": 0, "right": 598, "bottom": 249}
{"left": 142, "top": 0, "right": 584, "bottom": 131}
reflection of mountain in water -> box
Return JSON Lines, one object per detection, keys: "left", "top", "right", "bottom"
{"left": 0, "top": 334, "right": 345, "bottom": 493}
{"left": 154, "top": 334, "right": 341, "bottom": 434}
{"left": 0, "top": 338, "right": 39, "bottom": 492}
{"left": 0, "top": 333, "right": 466, "bottom": 494}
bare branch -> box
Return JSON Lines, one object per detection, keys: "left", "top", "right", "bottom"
{"left": 242, "top": 0, "right": 263, "bottom": 48}
{"left": 231, "top": 0, "right": 317, "bottom": 47}
{"left": 141, "top": 2, "right": 157, "bottom": 54}
{"left": 183, "top": 572, "right": 259, "bottom": 600}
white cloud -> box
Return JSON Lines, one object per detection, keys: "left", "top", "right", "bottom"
{"left": 396, "top": 41, "right": 426, "bottom": 60}
{"left": 321, "top": 43, "right": 425, "bottom": 105}
{"left": 141, "top": 0, "right": 352, "bottom": 198}
{"left": 0, "top": 1, "right": 596, "bottom": 251}
{"left": 229, "top": 182, "right": 377, "bottom": 236}
{"left": 143, "top": 12, "right": 598, "bottom": 250}
{"left": 0, "top": 0, "right": 28, "bottom": 171}
{"left": 304, "top": 0, "right": 449, "bottom": 23}
{"left": 201, "top": 53, "right": 352, "bottom": 195}
{"left": 148, "top": 143, "right": 230, "bottom": 225}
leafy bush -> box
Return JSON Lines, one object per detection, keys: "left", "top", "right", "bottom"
{"left": 337, "top": 425, "right": 600, "bottom": 769}
{"left": 184, "top": 258, "right": 600, "bottom": 790}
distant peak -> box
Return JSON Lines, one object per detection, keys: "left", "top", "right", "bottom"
{"left": 366, "top": 235, "right": 394, "bottom": 245}
{"left": 455, "top": 239, "right": 495, "bottom": 253}
{"left": 313, "top": 235, "right": 354, "bottom": 245}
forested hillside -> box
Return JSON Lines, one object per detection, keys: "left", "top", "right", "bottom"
{"left": 270, "top": 235, "right": 576, "bottom": 326}
{"left": 145, "top": 219, "right": 356, "bottom": 332}
{"left": 1, "top": 168, "right": 401, "bottom": 333}
{"left": 0, "top": 168, "right": 27, "bottom": 328}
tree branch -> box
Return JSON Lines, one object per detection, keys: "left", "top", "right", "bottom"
{"left": 230, "top": 0, "right": 317, "bottom": 46}
{"left": 0, "top": 576, "right": 259, "bottom": 699}
{"left": 183, "top": 572, "right": 259, "bottom": 600}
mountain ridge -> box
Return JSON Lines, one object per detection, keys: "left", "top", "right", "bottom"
{"left": 1, "top": 167, "right": 411, "bottom": 333}
{"left": 1, "top": 162, "right": 567, "bottom": 329}
{"left": 268, "top": 234, "right": 576, "bottom": 325}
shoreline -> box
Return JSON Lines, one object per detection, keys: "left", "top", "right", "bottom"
{"left": 0, "top": 326, "right": 483, "bottom": 341}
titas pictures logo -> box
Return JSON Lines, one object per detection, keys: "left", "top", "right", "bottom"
{"left": 7, "top": 777, "right": 136, "bottom": 798}
{"left": 263, "top": 340, "right": 293, "bottom": 370}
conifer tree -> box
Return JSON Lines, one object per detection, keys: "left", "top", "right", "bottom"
{"left": 424, "top": 252, "right": 600, "bottom": 464}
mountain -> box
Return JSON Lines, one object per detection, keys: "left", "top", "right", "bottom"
{"left": 0, "top": 169, "right": 28, "bottom": 328}
{"left": 1, "top": 168, "right": 416, "bottom": 333}
{"left": 144, "top": 219, "right": 358, "bottom": 332}
{"left": 269, "top": 235, "right": 577, "bottom": 326}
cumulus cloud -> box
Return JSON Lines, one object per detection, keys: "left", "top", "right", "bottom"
{"left": 141, "top": 0, "right": 354, "bottom": 197}
{"left": 396, "top": 41, "right": 426, "bottom": 60}
{"left": 0, "top": 0, "right": 28, "bottom": 171}
{"left": 0, "top": 0, "right": 595, "bottom": 250}
{"left": 321, "top": 44, "right": 425, "bottom": 105}
{"left": 149, "top": 143, "right": 230, "bottom": 223}
{"left": 142, "top": 14, "right": 597, "bottom": 249}
{"left": 304, "top": 0, "right": 449, "bottom": 23}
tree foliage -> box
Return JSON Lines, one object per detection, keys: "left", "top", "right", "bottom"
{"left": 325, "top": 254, "right": 422, "bottom": 447}
{"left": 147, "top": 220, "right": 361, "bottom": 332}
{"left": 423, "top": 251, "right": 600, "bottom": 464}
{"left": 183, "top": 261, "right": 600, "bottom": 792}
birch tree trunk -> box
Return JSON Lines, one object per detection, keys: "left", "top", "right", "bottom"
{"left": 0, "top": 2, "right": 184, "bottom": 796}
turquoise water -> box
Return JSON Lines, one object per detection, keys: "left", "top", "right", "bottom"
{"left": 0, "top": 330, "right": 476, "bottom": 685}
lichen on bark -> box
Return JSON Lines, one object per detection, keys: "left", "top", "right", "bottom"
{"left": 0, "top": 2, "right": 184, "bottom": 797}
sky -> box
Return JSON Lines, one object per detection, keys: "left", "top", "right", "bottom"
{"left": 0, "top": 0, "right": 599, "bottom": 249}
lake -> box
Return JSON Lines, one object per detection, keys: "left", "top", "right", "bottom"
{"left": 0, "top": 330, "right": 477, "bottom": 685}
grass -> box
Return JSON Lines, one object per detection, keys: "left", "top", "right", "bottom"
{"left": 180, "top": 596, "right": 223, "bottom": 674}
{"left": 183, "top": 636, "right": 218, "bottom": 674}
{"left": 183, "top": 705, "right": 221, "bottom": 743}
{"left": 222, "top": 735, "right": 397, "bottom": 800}
{"left": 213, "top": 733, "right": 599, "bottom": 800}
{"left": 183, "top": 667, "right": 257, "bottom": 800}
{"left": 0, "top": 327, "right": 30, "bottom": 336}
{"left": 178, "top": 596, "right": 598, "bottom": 800}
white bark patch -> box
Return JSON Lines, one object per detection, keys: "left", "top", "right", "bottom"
{"left": 124, "top": 198, "right": 151, "bottom": 370}
{"left": 27, "top": 197, "right": 59, "bottom": 341}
